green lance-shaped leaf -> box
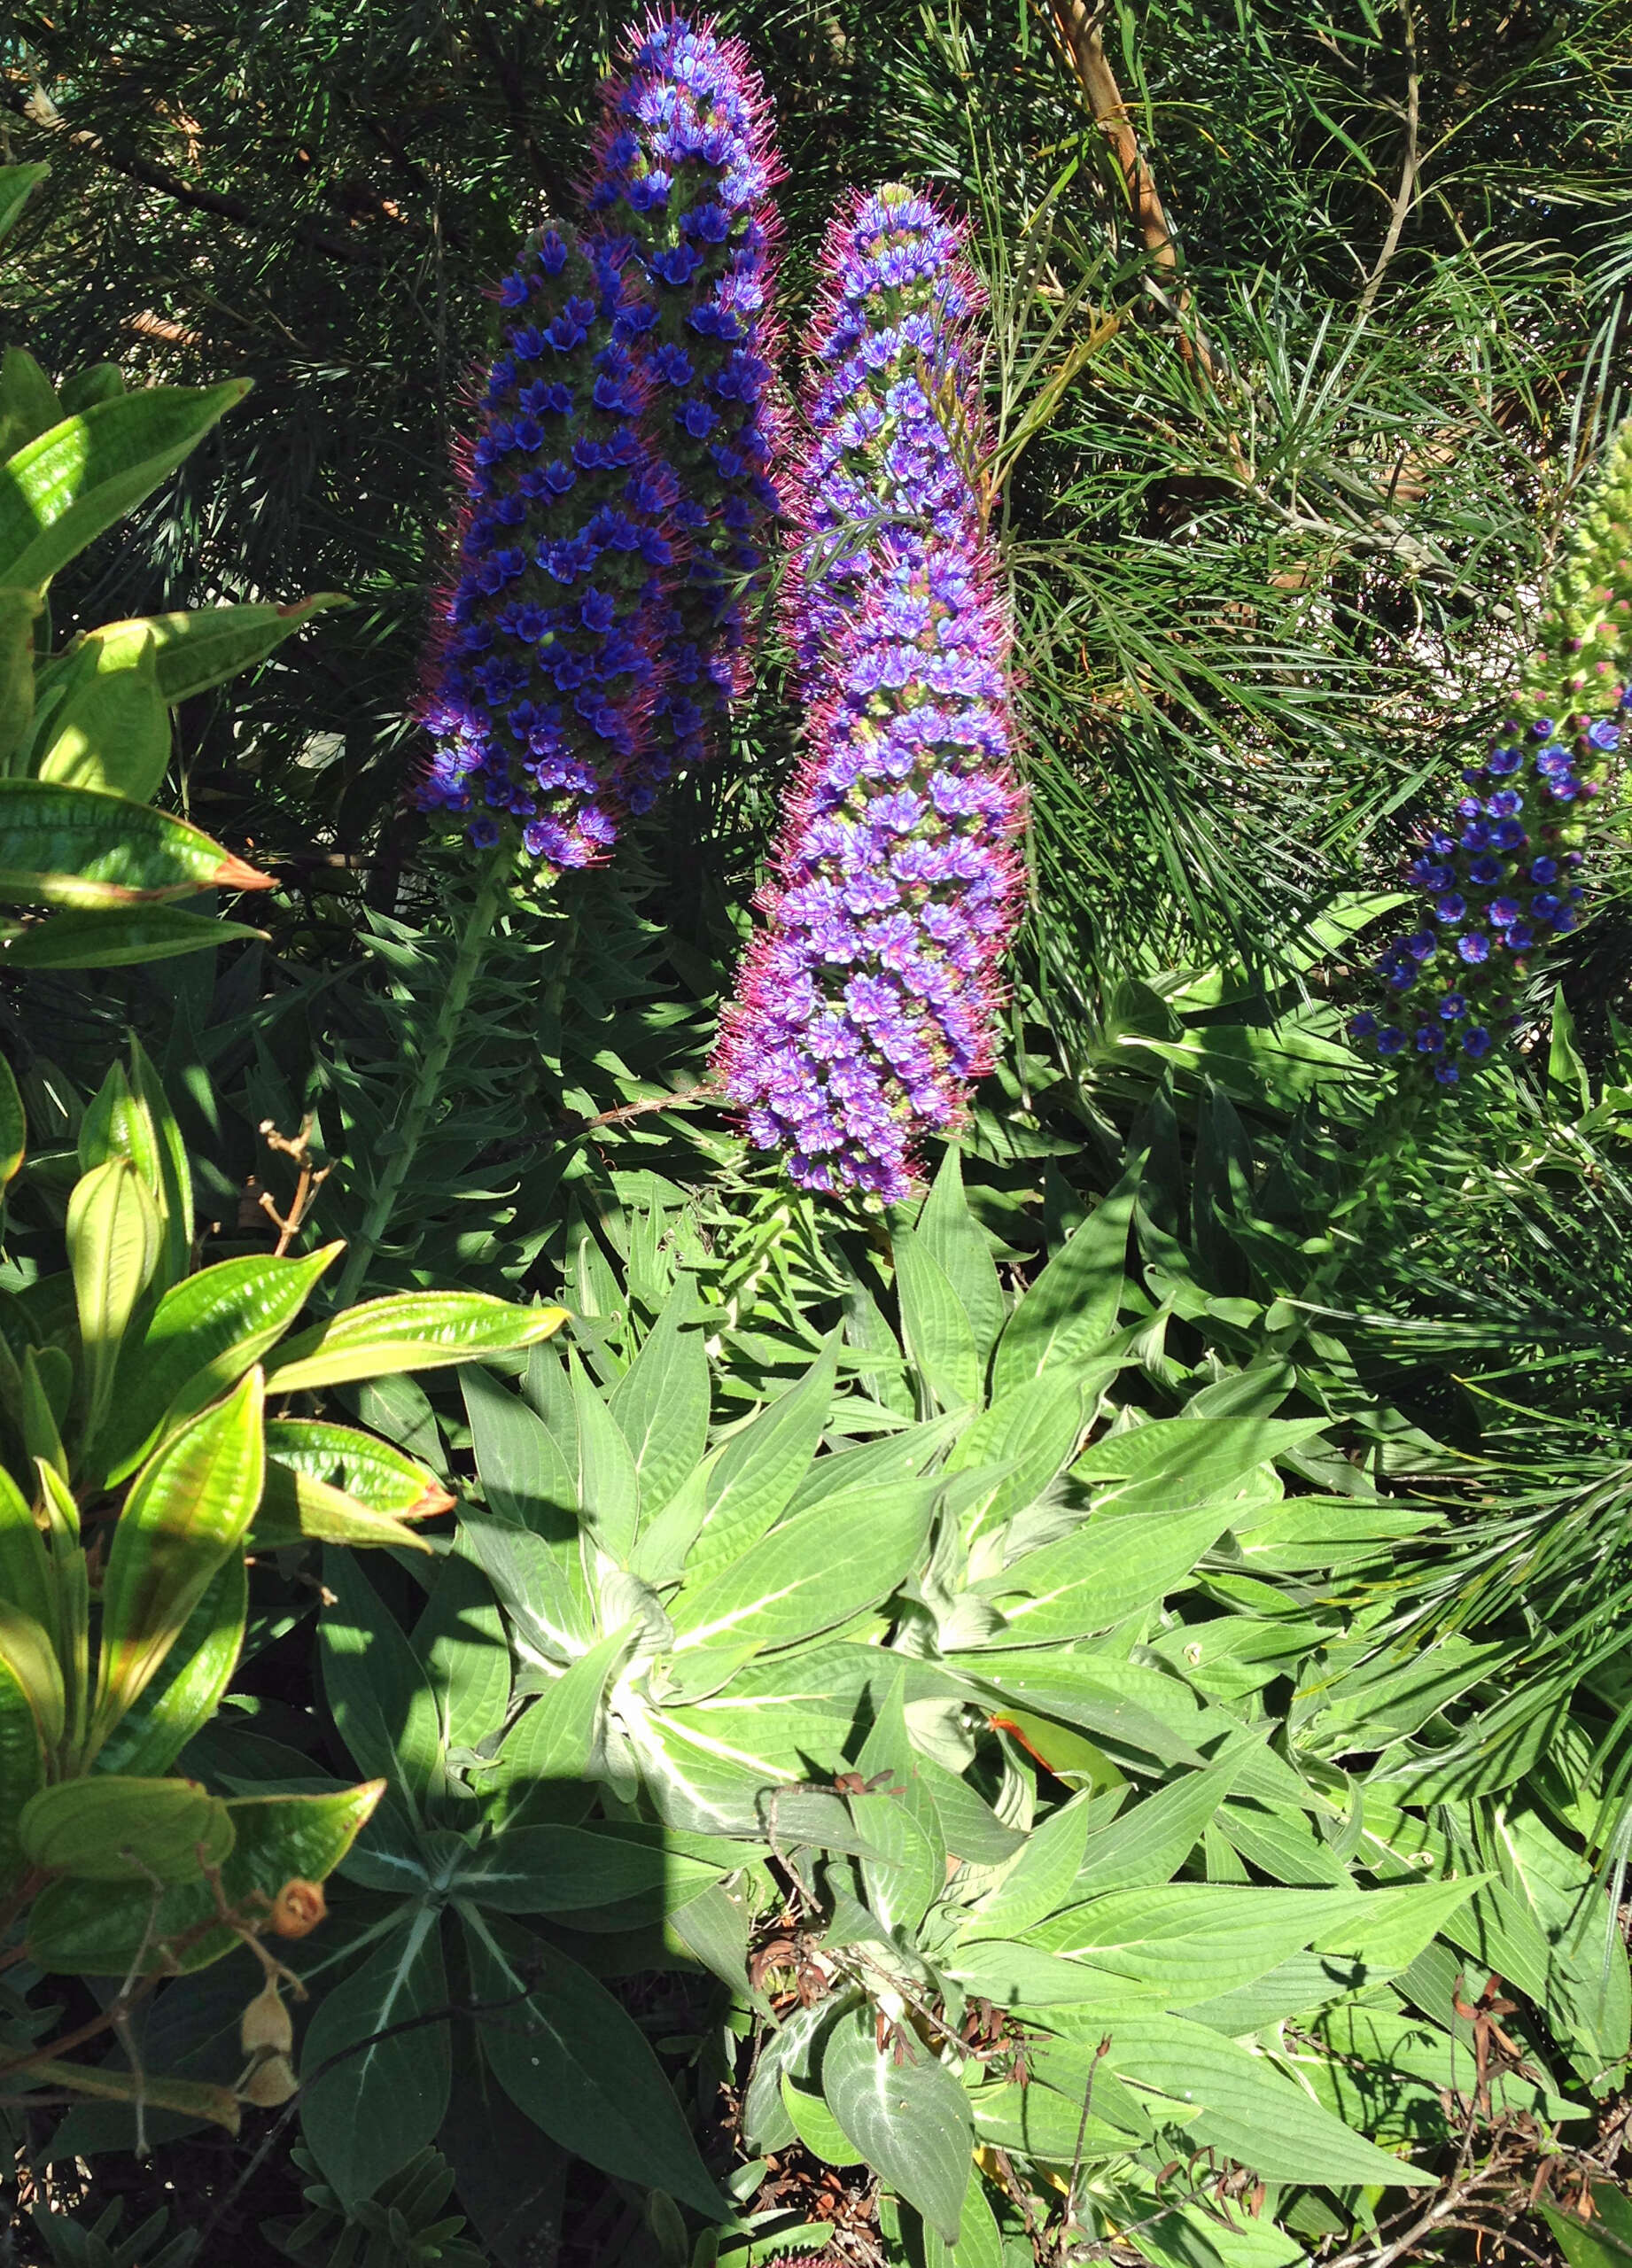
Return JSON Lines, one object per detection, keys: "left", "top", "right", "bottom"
{"left": 253, "top": 1418, "right": 452, "bottom": 1552}
{"left": 0, "top": 1463, "right": 53, "bottom": 1640}
{"left": 478, "top": 1621, "right": 638, "bottom": 1829}
{"left": 0, "top": 1599, "right": 66, "bottom": 1763}
{"left": 134, "top": 595, "right": 348, "bottom": 704}
{"left": 0, "top": 779, "right": 274, "bottom": 909}
{"left": 127, "top": 1037, "right": 193, "bottom": 1292}
{"left": 687, "top": 1332, "right": 837, "bottom": 1582}
{"left": 27, "top": 1778, "right": 384, "bottom": 1975}
{"left": 34, "top": 620, "right": 171, "bottom": 802}
{"left": 19, "top": 1773, "right": 234, "bottom": 1883}
{"left": 28, "top": 2060, "right": 241, "bottom": 2135}
{"left": 0, "top": 586, "right": 41, "bottom": 768}
{"left": 0, "top": 380, "right": 249, "bottom": 591}
{"left": 0, "top": 903, "right": 267, "bottom": 969}
{"left": 820, "top": 2002, "right": 972, "bottom": 2243}
{"left": 893, "top": 1224, "right": 983, "bottom": 1412}
{"left": 268, "top": 1293, "right": 568, "bottom": 1393}
{"left": 299, "top": 1907, "right": 452, "bottom": 2211}
{"left": 0, "top": 1644, "right": 47, "bottom": 1891}
{"left": 58, "top": 363, "right": 125, "bottom": 414}
{"left": 0, "top": 1046, "right": 24, "bottom": 1189}
{"left": 96, "top": 1241, "right": 341, "bottom": 1486}
{"left": 0, "top": 163, "right": 50, "bottom": 250}
{"left": 89, "top": 1367, "right": 265, "bottom": 1757}
{"left": 21, "top": 1345, "right": 70, "bottom": 1481}
{"left": 93, "top": 1552, "right": 246, "bottom": 1776}
{"left": 991, "top": 1161, "right": 1138, "bottom": 1401}
{"left": 67, "top": 1155, "right": 162, "bottom": 1448}
{"left": 0, "top": 346, "right": 60, "bottom": 462}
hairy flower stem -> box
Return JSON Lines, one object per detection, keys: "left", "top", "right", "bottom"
{"left": 334, "top": 838, "right": 516, "bottom": 1307}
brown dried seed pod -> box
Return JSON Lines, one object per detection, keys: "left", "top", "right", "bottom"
{"left": 239, "top": 2052, "right": 299, "bottom": 2108}
{"left": 239, "top": 1980, "right": 293, "bottom": 2055}
{"left": 268, "top": 1878, "right": 326, "bottom": 1938}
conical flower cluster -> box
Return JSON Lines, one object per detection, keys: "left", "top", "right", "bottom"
{"left": 1350, "top": 418, "right": 1632, "bottom": 1082}
{"left": 419, "top": 12, "right": 784, "bottom": 871}
{"left": 586, "top": 11, "right": 786, "bottom": 801}
{"left": 716, "top": 186, "right": 1025, "bottom": 1201}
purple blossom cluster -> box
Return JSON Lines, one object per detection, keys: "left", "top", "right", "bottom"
{"left": 418, "top": 227, "right": 676, "bottom": 873}
{"left": 716, "top": 185, "right": 1024, "bottom": 1202}
{"left": 1350, "top": 695, "right": 1628, "bottom": 1083}
{"left": 585, "top": 12, "right": 786, "bottom": 796}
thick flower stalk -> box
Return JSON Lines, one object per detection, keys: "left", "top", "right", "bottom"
{"left": 1350, "top": 417, "right": 1632, "bottom": 1084}
{"left": 716, "top": 186, "right": 1025, "bottom": 1203}
{"left": 418, "top": 224, "right": 674, "bottom": 875}
{"left": 585, "top": 11, "right": 786, "bottom": 797}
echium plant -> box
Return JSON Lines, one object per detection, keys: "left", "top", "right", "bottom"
{"left": 1350, "top": 416, "right": 1632, "bottom": 1083}
{"left": 416, "top": 227, "right": 673, "bottom": 874}
{"left": 585, "top": 11, "right": 786, "bottom": 798}
{"left": 717, "top": 186, "right": 1025, "bottom": 1201}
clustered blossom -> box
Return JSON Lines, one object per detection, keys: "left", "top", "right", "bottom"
{"left": 716, "top": 185, "right": 1025, "bottom": 1201}
{"left": 418, "top": 228, "right": 674, "bottom": 873}
{"left": 584, "top": 12, "right": 786, "bottom": 796}
{"left": 1350, "top": 419, "right": 1632, "bottom": 1084}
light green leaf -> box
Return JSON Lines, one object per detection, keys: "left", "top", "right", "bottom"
{"left": 572, "top": 1348, "right": 641, "bottom": 1564}
{"left": 20, "top": 1773, "right": 232, "bottom": 1882}
{"left": 0, "top": 382, "right": 249, "bottom": 590}
{"left": 607, "top": 1275, "right": 710, "bottom": 1518}
{"left": 820, "top": 2002, "right": 971, "bottom": 2242}
{"left": 978, "top": 1502, "right": 1237, "bottom": 1647}
{"left": 412, "top": 1547, "right": 509, "bottom": 1751}
{"left": 35, "top": 621, "right": 171, "bottom": 801}
{"left": 917, "top": 1146, "right": 1006, "bottom": 1363}
{"left": 481, "top": 1624, "right": 634, "bottom": 1829}
{"left": 0, "top": 346, "right": 62, "bottom": 461}
{"left": 1076, "top": 1758, "right": 1243, "bottom": 1893}
{"left": 300, "top": 1909, "right": 450, "bottom": 2210}
{"left": 0, "top": 585, "right": 40, "bottom": 767}
{"left": 319, "top": 1548, "right": 445, "bottom": 1803}
{"left": 972, "top": 1790, "right": 1096, "bottom": 1938}
{"left": 66, "top": 1155, "right": 161, "bottom": 1443}
{"left": 894, "top": 1225, "right": 983, "bottom": 1411}
{"left": 450, "top": 1822, "right": 719, "bottom": 1913}
{"left": 1075, "top": 1416, "right": 1329, "bottom": 1489}
{"left": 0, "top": 778, "right": 273, "bottom": 908}
{"left": 690, "top": 1334, "right": 837, "bottom": 1580}
{"left": 462, "top": 1361, "right": 579, "bottom": 1526}
{"left": 268, "top": 1293, "right": 566, "bottom": 1392}
{"left": 0, "top": 1050, "right": 21, "bottom": 1189}
{"left": 991, "top": 1162, "right": 1136, "bottom": 1400}
{"left": 92, "top": 1552, "right": 246, "bottom": 1777}
{"left": 105, "top": 595, "right": 346, "bottom": 705}
{"left": 0, "top": 903, "right": 264, "bottom": 968}
{"left": 670, "top": 1480, "right": 936, "bottom": 1655}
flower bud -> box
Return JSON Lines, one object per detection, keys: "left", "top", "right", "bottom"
{"left": 239, "top": 1980, "right": 293, "bottom": 2056}
{"left": 239, "top": 2052, "right": 299, "bottom": 2108}
{"left": 268, "top": 1878, "right": 326, "bottom": 1938}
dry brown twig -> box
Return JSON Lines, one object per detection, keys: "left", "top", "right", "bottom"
{"left": 256, "top": 1115, "right": 332, "bottom": 1254}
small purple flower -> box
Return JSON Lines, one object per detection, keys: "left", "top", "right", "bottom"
{"left": 1458, "top": 933, "right": 1491, "bottom": 964}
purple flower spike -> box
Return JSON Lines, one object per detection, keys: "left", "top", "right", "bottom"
{"left": 585, "top": 12, "right": 787, "bottom": 801}
{"left": 716, "top": 185, "right": 1025, "bottom": 1202}
{"left": 418, "top": 223, "right": 672, "bottom": 876}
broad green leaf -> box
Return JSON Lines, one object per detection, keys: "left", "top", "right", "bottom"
{"left": 1308, "top": 1875, "right": 1484, "bottom": 1971}
{"left": 572, "top": 1348, "right": 641, "bottom": 1563}
{"left": 412, "top": 1548, "right": 509, "bottom": 1751}
{"left": 1028, "top": 1884, "right": 1358, "bottom": 2003}
{"left": 0, "top": 1463, "right": 52, "bottom": 1641}
{"left": 0, "top": 1597, "right": 66, "bottom": 1754}
{"left": 991, "top": 1161, "right": 1137, "bottom": 1400}
{"left": 670, "top": 1480, "right": 936, "bottom": 1655}
{"left": 0, "top": 164, "right": 49, "bottom": 250}
{"left": 0, "top": 779, "right": 273, "bottom": 908}
{"left": 462, "top": 1360, "right": 579, "bottom": 1526}
{"left": 0, "top": 1646, "right": 46, "bottom": 1889}
{"left": 27, "top": 1780, "right": 383, "bottom": 1974}
{"left": 257, "top": 1416, "right": 450, "bottom": 1552}
{"left": 0, "top": 586, "right": 39, "bottom": 767}
{"left": 0, "top": 904, "right": 264, "bottom": 967}
{"left": 943, "top": 1363, "right": 1100, "bottom": 1538}
{"left": 1076, "top": 1759, "right": 1244, "bottom": 1893}
{"left": 35, "top": 621, "right": 171, "bottom": 801}
{"left": 481, "top": 1623, "right": 634, "bottom": 1828}
{"left": 465, "top": 1910, "right": 727, "bottom": 2218}
{"left": 92, "top": 1552, "right": 245, "bottom": 1777}
{"left": 0, "top": 382, "right": 249, "bottom": 590}
{"left": 31, "top": 2058, "right": 241, "bottom": 2134}
{"left": 105, "top": 595, "right": 346, "bottom": 705}
{"left": 100, "top": 1242, "right": 342, "bottom": 1482}
{"left": 66, "top": 1155, "right": 161, "bottom": 1443}
{"left": 893, "top": 1225, "right": 983, "bottom": 1411}
{"left": 607, "top": 1274, "right": 710, "bottom": 1518}
{"left": 450, "top": 1823, "right": 719, "bottom": 1913}
{"left": 1541, "top": 2188, "right": 1632, "bottom": 2268}
{"left": 91, "top": 1368, "right": 265, "bottom": 1751}
{"left": 320, "top": 1548, "right": 445, "bottom": 1804}
{"left": 268, "top": 1293, "right": 567, "bottom": 1391}
{"left": 851, "top": 1674, "right": 946, "bottom": 1933}
{"left": 300, "top": 1909, "right": 450, "bottom": 2210}
{"left": 1074, "top": 1416, "right": 1328, "bottom": 1489}
{"left": 916, "top": 1146, "right": 1006, "bottom": 1362}
{"left": 460, "top": 1510, "right": 591, "bottom": 1669}
{"left": 0, "top": 346, "right": 61, "bottom": 461}
{"left": 820, "top": 2002, "right": 971, "bottom": 2241}
{"left": 19, "top": 1773, "right": 233, "bottom": 1882}
{"left": 1051, "top": 2009, "right": 1433, "bottom": 2186}
{"left": 690, "top": 1334, "right": 837, "bottom": 1580}
{"left": 0, "top": 1052, "right": 20, "bottom": 1191}
{"left": 973, "top": 1790, "right": 1096, "bottom": 1938}
{"left": 57, "top": 363, "right": 125, "bottom": 414}
{"left": 952, "top": 1656, "right": 1208, "bottom": 1771}
{"left": 783, "top": 2070, "right": 863, "bottom": 2164}
{"left": 977, "top": 1502, "right": 1237, "bottom": 1647}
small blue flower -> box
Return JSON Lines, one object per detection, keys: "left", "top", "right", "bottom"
{"left": 1434, "top": 1061, "right": 1461, "bottom": 1084}
{"left": 1377, "top": 1028, "right": 1406, "bottom": 1056}
{"left": 1435, "top": 893, "right": 1467, "bottom": 923}
{"left": 1348, "top": 1012, "right": 1379, "bottom": 1039}
{"left": 1415, "top": 1026, "right": 1444, "bottom": 1053}
{"left": 1439, "top": 993, "right": 1466, "bottom": 1020}
{"left": 1458, "top": 933, "right": 1491, "bottom": 964}
{"left": 1463, "top": 1026, "right": 1492, "bottom": 1057}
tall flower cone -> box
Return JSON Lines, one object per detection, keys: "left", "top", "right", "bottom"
{"left": 1349, "top": 416, "right": 1632, "bottom": 1083}
{"left": 716, "top": 186, "right": 1025, "bottom": 1202}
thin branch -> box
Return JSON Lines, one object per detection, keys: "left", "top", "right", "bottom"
{"left": 1356, "top": 1, "right": 1422, "bottom": 321}
{"left": 4, "top": 85, "right": 381, "bottom": 268}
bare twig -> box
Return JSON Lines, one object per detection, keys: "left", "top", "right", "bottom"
{"left": 1356, "top": 1, "right": 1422, "bottom": 320}
{"left": 257, "top": 1115, "right": 333, "bottom": 1256}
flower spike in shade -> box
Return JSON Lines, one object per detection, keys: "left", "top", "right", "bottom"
{"left": 418, "top": 222, "right": 673, "bottom": 878}
{"left": 716, "top": 184, "right": 1025, "bottom": 1204}
{"left": 1349, "top": 414, "right": 1632, "bottom": 1083}
{"left": 585, "top": 12, "right": 787, "bottom": 800}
